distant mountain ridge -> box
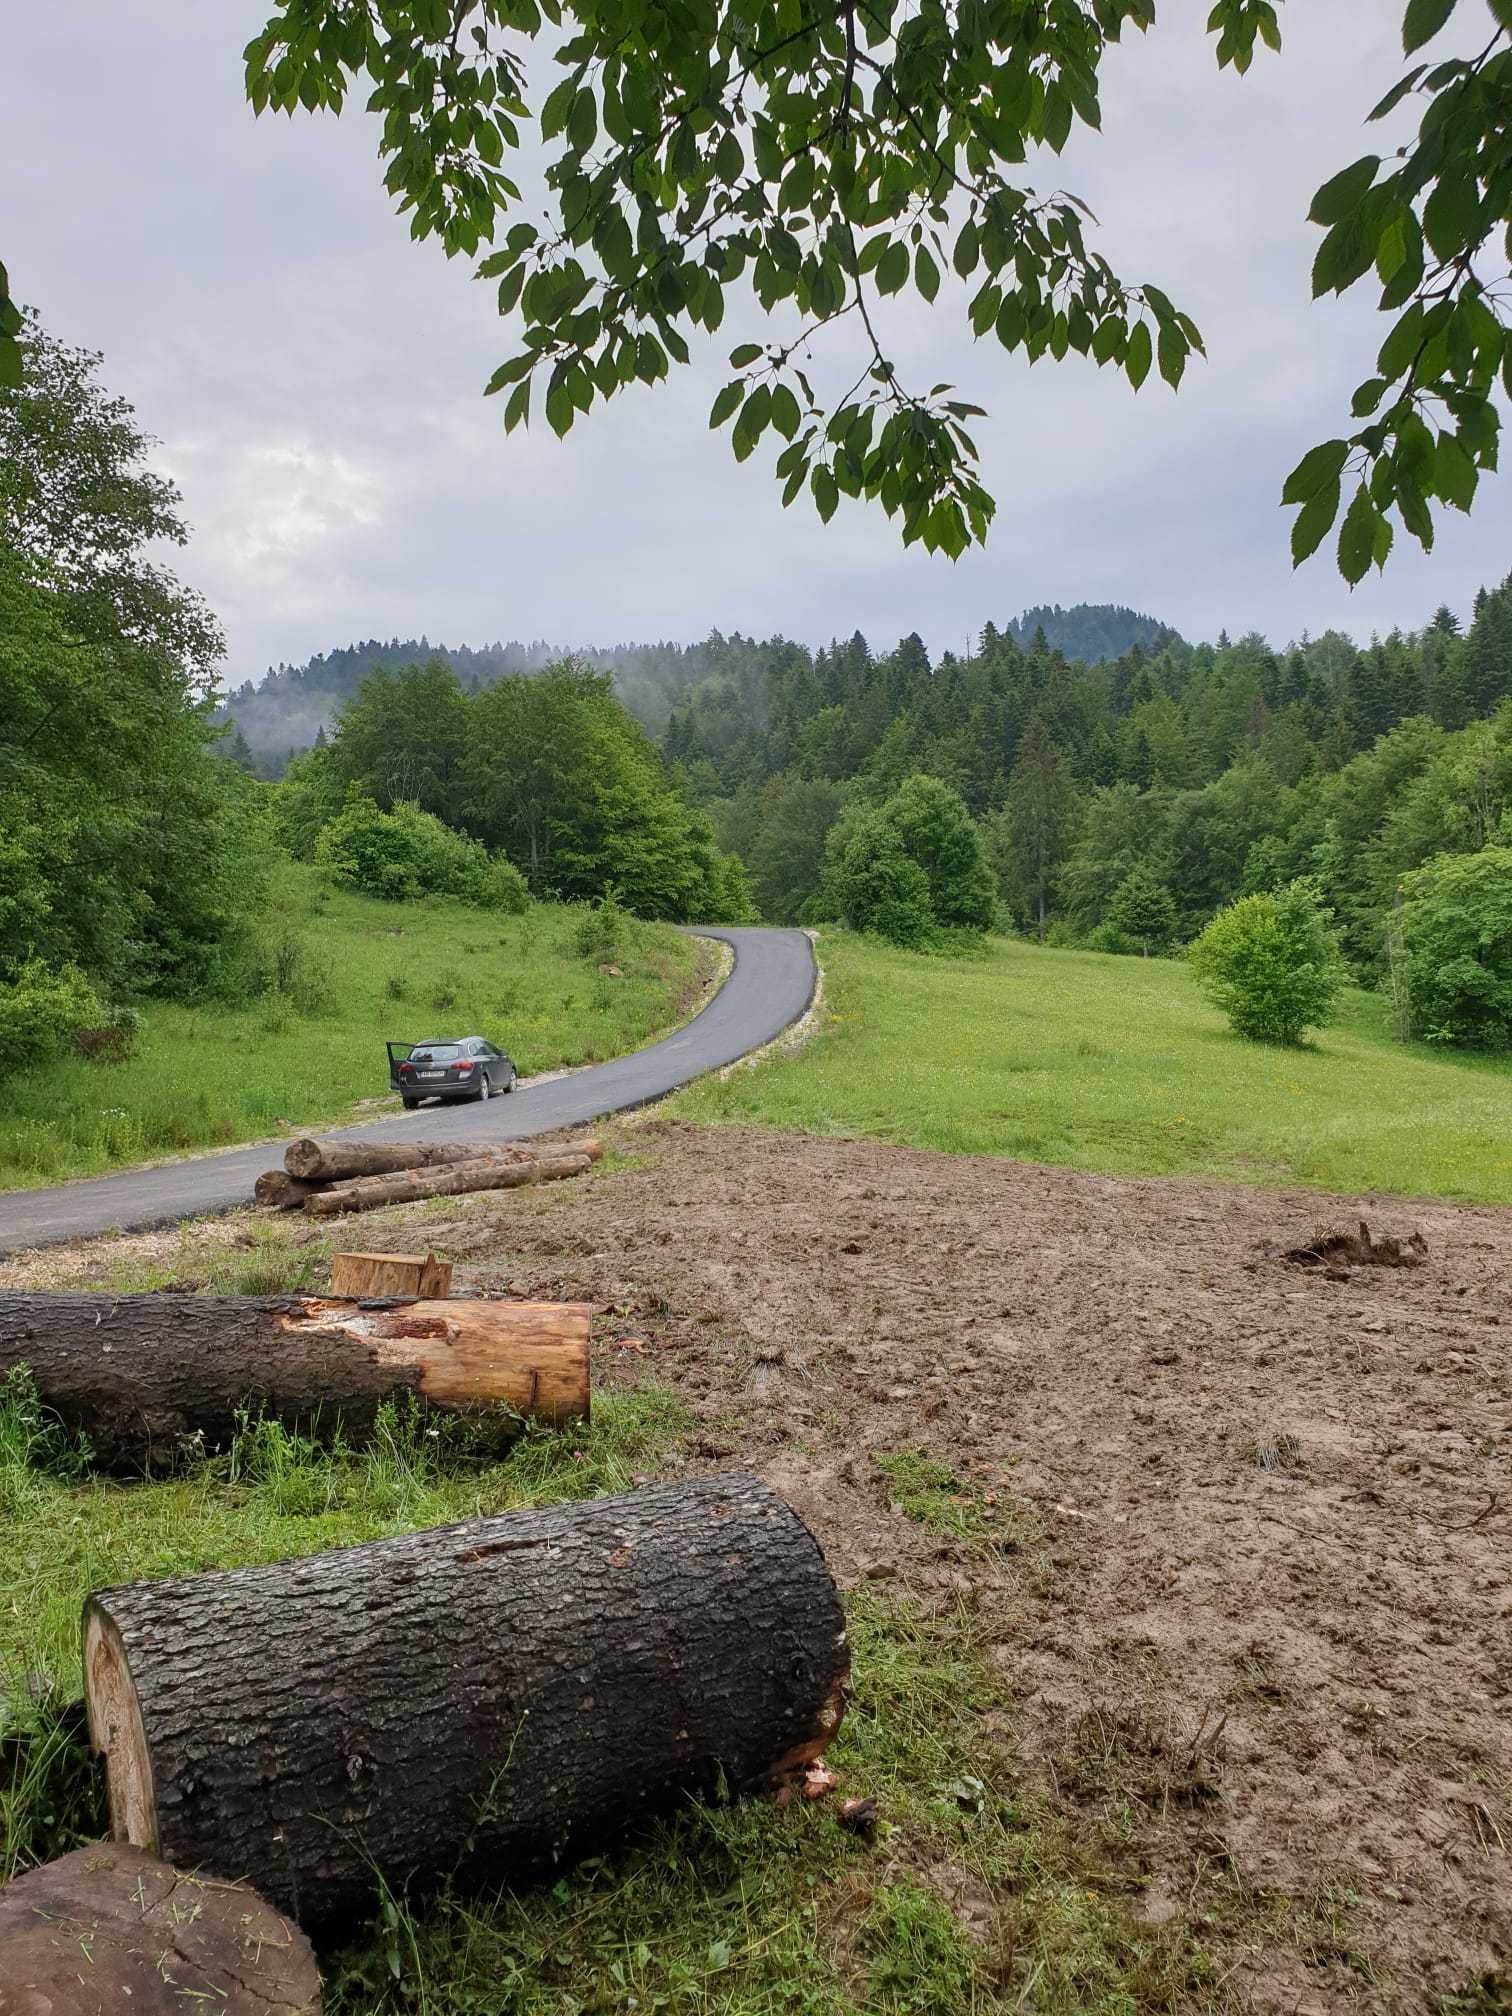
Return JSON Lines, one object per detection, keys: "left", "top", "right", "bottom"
{"left": 1006, "top": 604, "right": 1184, "bottom": 663}
{"left": 215, "top": 603, "right": 1186, "bottom": 770}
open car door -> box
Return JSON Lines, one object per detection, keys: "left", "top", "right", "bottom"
{"left": 385, "top": 1040, "right": 416, "bottom": 1090}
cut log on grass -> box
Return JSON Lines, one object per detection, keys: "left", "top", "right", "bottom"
{"left": 330, "top": 1249, "right": 453, "bottom": 1298}
{"left": 0, "top": 1841, "right": 320, "bottom": 2015}
{"left": 84, "top": 1473, "right": 849, "bottom": 1923}
{"left": 285, "top": 1137, "right": 532, "bottom": 1182}
{"left": 304, "top": 1148, "right": 592, "bottom": 1218}
{"left": 254, "top": 1168, "right": 322, "bottom": 1211}
{"left": 0, "top": 1292, "right": 590, "bottom": 1471}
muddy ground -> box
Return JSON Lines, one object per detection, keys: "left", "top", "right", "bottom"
{"left": 9, "top": 1117, "right": 1509, "bottom": 2010}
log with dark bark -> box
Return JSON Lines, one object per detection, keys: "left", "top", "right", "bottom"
{"left": 0, "top": 1842, "right": 320, "bottom": 2015}
{"left": 284, "top": 1138, "right": 532, "bottom": 1181}
{"left": 303, "top": 1149, "right": 592, "bottom": 1218}
{"left": 0, "top": 1293, "right": 590, "bottom": 1471}
{"left": 254, "top": 1169, "right": 322, "bottom": 1211}
{"left": 84, "top": 1474, "right": 849, "bottom": 1922}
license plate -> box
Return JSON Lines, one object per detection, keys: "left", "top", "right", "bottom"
{"left": 420, "top": 1071, "right": 444, "bottom": 1080}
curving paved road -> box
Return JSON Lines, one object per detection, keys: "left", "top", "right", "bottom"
{"left": 0, "top": 927, "right": 815, "bottom": 1255}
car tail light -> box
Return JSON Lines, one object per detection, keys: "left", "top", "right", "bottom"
{"left": 451, "top": 1059, "right": 474, "bottom": 1070}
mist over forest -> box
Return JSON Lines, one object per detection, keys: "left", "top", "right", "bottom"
{"left": 212, "top": 604, "right": 1182, "bottom": 773}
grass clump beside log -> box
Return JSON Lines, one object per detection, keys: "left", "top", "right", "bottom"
{"left": 675, "top": 928, "right": 1512, "bottom": 1204}
{"left": 0, "top": 863, "right": 707, "bottom": 1191}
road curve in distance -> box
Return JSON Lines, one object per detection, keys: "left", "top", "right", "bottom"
{"left": 0, "top": 926, "right": 815, "bottom": 1254}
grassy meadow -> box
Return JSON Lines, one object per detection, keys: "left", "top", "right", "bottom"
{"left": 677, "top": 929, "right": 1512, "bottom": 1203}
{"left": 0, "top": 866, "right": 707, "bottom": 1191}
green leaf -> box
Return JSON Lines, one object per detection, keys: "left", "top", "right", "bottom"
{"left": 1290, "top": 477, "right": 1341, "bottom": 565}
{"left": 1337, "top": 484, "right": 1380, "bottom": 584}
{"left": 1125, "top": 321, "right": 1152, "bottom": 390}
{"left": 1434, "top": 430, "right": 1478, "bottom": 510}
{"left": 1402, "top": 0, "right": 1457, "bottom": 53}
{"left": 1367, "top": 65, "right": 1426, "bottom": 120}
{"left": 811, "top": 464, "right": 839, "bottom": 523}
{"left": 1157, "top": 324, "right": 1185, "bottom": 389}
{"left": 1281, "top": 438, "right": 1350, "bottom": 505}
{"left": 1309, "top": 156, "right": 1379, "bottom": 226}
{"left": 1351, "top": 377, "right": 1389, "bottom": 416}
{"left": 1422, "top": 172, "right": 1478, "bottom": 262}
{"left": 769, "top": 383, "right": 801, "bottom": 440}
{"left": 914, "top": 245, "right": 940, "bottom": 304}
{"left": 504, "top": 381, "right": 530, "bottom": 433}
{"left": 876, "top": 240, "right": 909, "bottom": 297}
{"left": 728, "top": 343, "right": 762, "bottom": 368}
{"left": 708, "top": 381, "right": 743, "bottom": 428}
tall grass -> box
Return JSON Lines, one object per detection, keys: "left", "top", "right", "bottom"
{"left": 0, "top": 865, "right": 706, "bottom": 1189}
{"left": 677, "top": 929, "right": 1512, "bottom": 1202}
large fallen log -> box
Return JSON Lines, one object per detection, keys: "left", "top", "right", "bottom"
{"left": 84, "top": 1474, "right": 849, "bottom": 1923}
{"left": 303, "top": 1147, "right": 593, "bottom": 1218}
{"left": 285, "top": 1137, "right": 535, "bottom": 1181}
{"left": 0, "top": 1293, "right": 590, "bottom": 1471}
{"left": 0, "top": 1842, "right": 321, "bottom": 2015}
{"left": 254, "top": 1168, "right": 323, "bottom": 1211}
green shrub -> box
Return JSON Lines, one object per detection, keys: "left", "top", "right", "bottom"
{"left": 314, "top": 796, "right": 517, "bottom": 909}
{"left": 0, "top": 961, "right": 106, "bottom": 1067}
{"left": 1188, "top": 880, "right": 1343, "bottom": 1044}
{"left": 880, "top": 774, "right": 998, "bottom": 931}
{"left": 831, "top": 819, "right": 934, "bottom": 947}
{"left": 575, "top": 891, "right": 628, "bottom": 963}
{"left": 1395, "top": 845, "right": 1512, "bottom": 1048}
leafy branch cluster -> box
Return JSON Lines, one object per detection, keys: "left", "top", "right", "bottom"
{"left": 246, "top": 0, "right": 1207, "bottom": 557}
{"left": 1284, "top": 0, "right": 1512, "bottom": 583}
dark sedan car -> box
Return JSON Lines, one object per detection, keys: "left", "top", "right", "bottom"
{"left": 387, "top": 1036, "right": 518, "bottom": 1109}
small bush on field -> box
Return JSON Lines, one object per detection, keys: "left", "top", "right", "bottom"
{"left": 0, "top": 961, "right": 105, "bottom": 1067}
{"left": 1395, "top": 846, "right": 1512, "bottom": 1049}
{"left": 574, "top": 891, "right": 628, "bottom": 963}
{"left": 430, "top": 975, "right": 460, "bottom": 1015}
{"left": 1189, "top": 880, "right": 1343, "bottom": 1045}
{"left": 385, "top": 973, "right": 406, "bottom": 1002}
{"left": 1109, "top": 867, "right": 1177, "bottom": 957}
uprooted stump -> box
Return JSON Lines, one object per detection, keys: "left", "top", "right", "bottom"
{"left": 83, "top": 1474, "right": 849, "bottom": 1923}
{"left": 0, "top": 1842, "right": 321, "bottom": 2015}
{"left": 0, "top": 1291, "right": 589, "bottom": 1472}
{"left": 1283, "top": 1220, "right": 1428, "bottom": 1271}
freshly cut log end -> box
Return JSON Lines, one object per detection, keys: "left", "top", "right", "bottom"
{"left": 329, "top": 1249, "right": 453, "bottom": 1298}
{"left": 0, "top": 1291, "right": 590, "bottom": 1471}
{"left": 84, "top": 1473, "right": 849, "bottom": 1923}
{"left": 254, "top": 1169, "right": 320, "bottom": 1211}
{"left": 0, "top": 1841, "right": 321, "bottom": 2015}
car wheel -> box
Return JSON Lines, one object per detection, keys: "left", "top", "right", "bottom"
{"left": 504, "top": 1066, "right": 517, "bottom": 1093}
{"left": 402, "top": 1097, "right": 419, "bottom": 1111}
{"left": 477, "top": 1071, "right": 491, "bottom": 1102}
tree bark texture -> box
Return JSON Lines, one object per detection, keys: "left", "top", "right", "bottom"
{"left": 303, "top": 1149, "right": 592, "bottom": 1218}
{"left": 0, "top": 1293, "right": 590, "bottom": 1472}
{"left": 0, "top": 1842, "right": 320, "bottom": 2015}
{"left": 83, "top": 1474, "right": 849, "bottom": 1923}
{"left": 285, "top": 1138, "right": 532, "bottom": 1181}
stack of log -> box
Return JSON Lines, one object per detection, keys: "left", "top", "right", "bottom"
{"left": 253, "top": 1134, "right": 602, "bottom": 1217}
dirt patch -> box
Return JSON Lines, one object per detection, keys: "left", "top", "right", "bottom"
{"left": 6, "top": 1118, "right": 1510, "bottom": 2008}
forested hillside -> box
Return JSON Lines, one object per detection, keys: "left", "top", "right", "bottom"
{"left": 662, "top": 592, "right": 1512, "bottom": 980}
{"left": 216, "top": 605, "right": 1183, "bottom": 772}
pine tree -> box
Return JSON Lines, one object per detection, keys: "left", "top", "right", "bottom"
{"left": 1110, "top": 867, "right": 1177, "bottom": 956}
{"left": 1000, "top": 712, "right": 1078, "bottom": 939}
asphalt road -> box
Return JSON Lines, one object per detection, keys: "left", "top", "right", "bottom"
{"left": 0, "top": 927, "right": 815, "bottom": 1255}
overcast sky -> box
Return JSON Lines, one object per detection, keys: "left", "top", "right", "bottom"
{"left": 8, "top": 2, "right": 1508, "bottom": 687}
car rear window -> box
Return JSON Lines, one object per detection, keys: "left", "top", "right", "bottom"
{"left": 410, "top": 1043, "right": 461, "bottom": 1062}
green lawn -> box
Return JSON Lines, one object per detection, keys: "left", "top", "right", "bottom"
{"left": 0, "top": 868, "right": 706, "bottom": 1190}
{"left": 676, "top": 930, "right": 1512, "bottom": 1203}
